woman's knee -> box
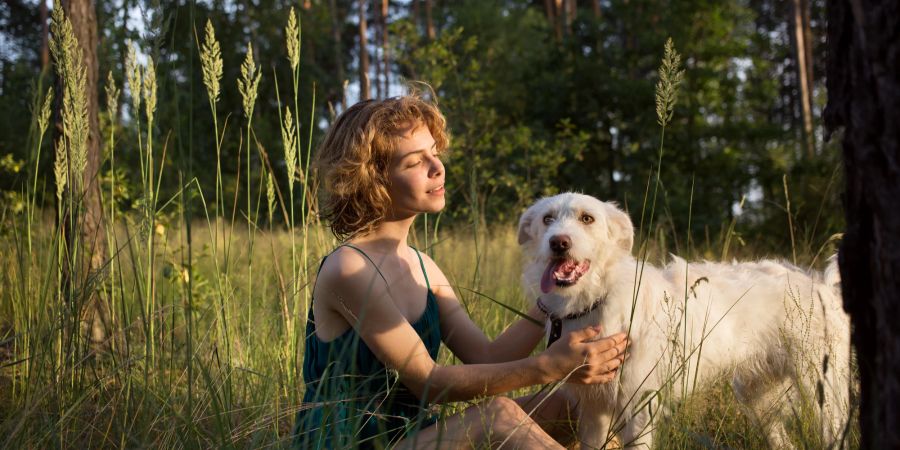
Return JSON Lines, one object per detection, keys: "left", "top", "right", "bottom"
{"left": 483, "top": 396, "right": 529, "bottom": 423}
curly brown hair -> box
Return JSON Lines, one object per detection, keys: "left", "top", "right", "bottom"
{"left": 316, "top": 95, "right": 450, "bottom": 240}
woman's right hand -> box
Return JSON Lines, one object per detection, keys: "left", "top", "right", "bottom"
{"left": 542, "top": 326, "right": 629, "bottom": 384}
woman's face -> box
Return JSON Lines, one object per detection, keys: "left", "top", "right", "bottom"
{"left": 386, "top": 123, "right": 446, "bottom": 219}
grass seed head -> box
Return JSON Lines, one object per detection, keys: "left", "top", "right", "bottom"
{"left": 285, "top": 8, "right": 301, "bottom": 71}
{"left": 143, "top": 58, "right": 157, "bottom": 124}
{"left": 655, "top": 38, "right": 685, "bottom": 128}
{"left": 38, "top": 88, "right": 54, "bottom": 135}
{"left": 200, "top": 19, "right": 223, "bottom": 104}
{"left": 239, "top": 43, "right": 262, "bottom": 119}
{"left": 54, "top": 137, "right": 68, "bottom": 203}
{"left": 50, "top": 6, "right": 88, "bottom": 189}
{"left": 281, "top": 107, "right": 297, "bottom": 186}
{"left": 266, "top": 172, "right": 275, "bottom": 223}
{"left": 125, "top": 41, "right": 142, "bottom": 114}
{"left": 105, "top": 71, "right": 119, "bottom": 126}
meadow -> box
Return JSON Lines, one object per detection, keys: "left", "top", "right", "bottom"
{"left": 0, "top": 6, "right": 855, "bottom": 449}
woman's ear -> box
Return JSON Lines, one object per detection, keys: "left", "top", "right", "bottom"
{"left": 606, "top": 203, "right": 634, "bottom": 252}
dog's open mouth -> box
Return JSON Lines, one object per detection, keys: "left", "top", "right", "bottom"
{"left": 540, "top": 259, "right": 591, "bottom": 293}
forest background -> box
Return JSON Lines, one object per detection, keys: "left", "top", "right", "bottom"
{"left": 0, "top": 0, "right": 847, "bottom": 448}
{"left": 1, "top": 0, "right": 840, "bottom": 244}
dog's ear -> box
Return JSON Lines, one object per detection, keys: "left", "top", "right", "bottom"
{"left": 606, "top": 203, "right": 634, "bottom": 252}
{"left": 517, "top": 204, "right": 537, "bottom": 245}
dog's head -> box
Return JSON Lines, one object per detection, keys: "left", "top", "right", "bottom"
{"left": 518, "top": 193, "right": 633, "bottom": 296}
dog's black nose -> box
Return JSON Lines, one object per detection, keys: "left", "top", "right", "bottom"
{"left": 549, "top": 235, "right": 571, "bottom": 253}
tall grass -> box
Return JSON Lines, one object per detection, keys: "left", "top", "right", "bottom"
{"left": 0, "top": 9, "right": 855, "bottom": 449}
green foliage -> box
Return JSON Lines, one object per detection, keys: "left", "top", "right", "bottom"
{"left": 0, "top": 1, "right": 851, "bottom": 447}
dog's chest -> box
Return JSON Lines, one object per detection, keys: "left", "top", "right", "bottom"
{"left": 556, "top": 308, "right": 625, "bottom": 339}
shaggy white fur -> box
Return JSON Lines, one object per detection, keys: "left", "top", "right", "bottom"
{"left": 518, "top": 193, "right": 850, "bottom": 449}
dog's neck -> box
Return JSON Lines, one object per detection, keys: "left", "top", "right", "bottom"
{"left": 538, "top": 295, "right": 605, "bottom": 347}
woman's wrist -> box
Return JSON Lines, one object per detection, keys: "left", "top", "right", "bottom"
{"left": 528, "top": 303, "right": 548, "bottom": 328}
{"left": 531, "top": 353, "right": 560, "bottom": 383}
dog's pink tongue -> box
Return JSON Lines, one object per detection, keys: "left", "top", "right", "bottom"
{"left": 541, "top": 260, "right": 561, "bottom": 293}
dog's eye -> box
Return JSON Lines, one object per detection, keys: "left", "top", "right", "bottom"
{"left": 581, "top": 214, "right": 595, "bottom": 224}
{"left": 543, "top": 215, "right": 555, "bottom": 225}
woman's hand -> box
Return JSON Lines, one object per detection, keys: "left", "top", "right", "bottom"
{"left": 541, "top": 326, "right": 629, "bottom": 384}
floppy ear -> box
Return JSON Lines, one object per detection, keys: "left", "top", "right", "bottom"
{"left": 517, "top": 204, "right": 537, "bottom": 245}
{"left": 606, "top": 203, "right": 634, "bottom": 252}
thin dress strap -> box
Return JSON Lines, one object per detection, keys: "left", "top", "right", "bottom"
{"left": 337, "top": 243, "right": 389, "bottom": 284}
{"left": 412, "top": 247, "right": 431, "bottom": 292}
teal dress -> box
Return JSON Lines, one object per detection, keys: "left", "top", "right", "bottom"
{"left": 293, "top": 245, "right": 442, "bottom": 449}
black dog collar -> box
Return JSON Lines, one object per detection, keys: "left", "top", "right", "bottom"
{"left": 537, "top": 297, "right": 605, "bottom": 347}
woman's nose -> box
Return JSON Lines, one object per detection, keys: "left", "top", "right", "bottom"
{"left": 429, "top": 156, "right": 444, "bottom": 177}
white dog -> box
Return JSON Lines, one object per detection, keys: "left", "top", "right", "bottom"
{"left": 517, "top": 193, "right": 850, "bottom": 449}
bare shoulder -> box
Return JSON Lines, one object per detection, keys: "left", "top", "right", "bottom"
{"left": 315, "top": 247, "right": 389, "bottom": 307}
{"left": 416, "top": 250, "right": 453, "bottom": 295}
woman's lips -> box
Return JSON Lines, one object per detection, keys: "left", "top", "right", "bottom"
{"left": 428, "top": 185, "right": 444, "bottom": 195}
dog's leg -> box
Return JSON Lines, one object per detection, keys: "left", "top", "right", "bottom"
{"left": 732, "top": 374, "right": 795, "bottom": 449}
{"left": 577, "top": 401, "right": 613, "bottom": 450}
{"left": 817, "top": 336, "right": 852, "bottom": 448}
{"left": 616, "top": 405, "right": 653, "bottom": 449}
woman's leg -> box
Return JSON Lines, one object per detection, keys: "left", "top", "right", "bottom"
{"left": 396, "top": 395, "right": 570, "bottom": 449}
{"left": 514, "top": 389, "right": 580, "bottom": 446}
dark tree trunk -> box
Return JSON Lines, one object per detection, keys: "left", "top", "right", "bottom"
{"left": 381, "top": 0, "right": 389, "bottom": 98}
{"left": 62, "top": 0, "right": 108, "bottom": 345}
{"left": 328, "top": 0, "right": 346, "bottom": 109}
{"left": 824, "top": 0, "right": 900, "bottom": 447}
{"left": 358, "top": 0, "right": 370, "bottom": 100}
{"left": 40, "top": 0, "right": 49, "bottom": 73}
{"left": 425, "top": 0, "right": 435, "bottom": 40}
{"left": 793, "top": 0, "right": 815, "bottom": 157}
{"left": 374, "top": 0, "right": 382, "bottom": 99}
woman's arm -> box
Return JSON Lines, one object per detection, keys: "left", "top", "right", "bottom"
{"left": 420, "top": 252, "right": 548, "bottom": 364}
{"left": 316, "top": 250, "right": 627, "bottom": 403}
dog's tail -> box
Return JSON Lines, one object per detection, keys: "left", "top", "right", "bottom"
{"left": 824, "top": 253, "right": 841, "bottom": 288}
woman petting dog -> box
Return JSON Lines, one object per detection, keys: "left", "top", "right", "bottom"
{"left": 292, "top": 94, "right": 629, "bottom": 449}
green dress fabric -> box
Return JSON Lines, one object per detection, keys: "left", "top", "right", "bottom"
{"left": 292, "top": 245, "right": 442, "bottom": 449}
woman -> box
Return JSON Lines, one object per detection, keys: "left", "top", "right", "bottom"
{"left": 293, "top": 95, "right": 628, "bottom": 449}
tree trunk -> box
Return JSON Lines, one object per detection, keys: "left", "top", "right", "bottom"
{"left": 564, "top": 0, "right": 576, "bottom": 34}
{"left": 544, "top": 0, "right": 562, "bottom": 42}
{"left": 381, "top": 0, "right": 389, "bottom": 98}
{"left": 374, "top": 1, "right": 382, "bottom": 99}
{"left": 592, "top": 0, "right": 601, "bottom": 19}
{"left": 328, "top": 0, "right": 346, "bottom": 109}
{"left": 802, "top": 0, "right": 815, "bottom": 104}
{"left": 40, "top": 0, "right": 50, "bottom": 73}
{"left": 793, "top": 0, "right": 815, "bottom": 157}
{"left": 824, "top": 0, "right": 900, "bottom": 448}
{"left": 63, "top": 0, "right": 108, "bottom": 345}
{"left": 358, "top": 0, "right": 370, "bottom": 100}
{"left": 425, "top": 0, "right": 435, "bottom": 40}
